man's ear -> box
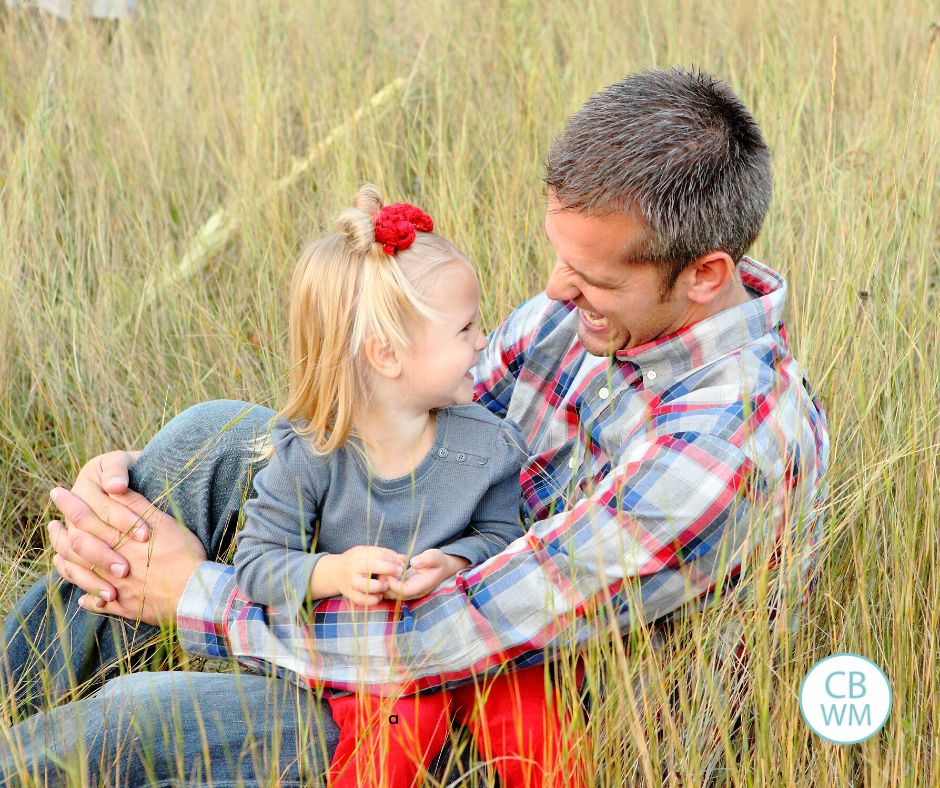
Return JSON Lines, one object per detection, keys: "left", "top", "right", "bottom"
{"left": 685, "top": 251, "right": 736, "bottom": 305}
{"left": 363, "top": 335, "right": 403, "bottom": 379}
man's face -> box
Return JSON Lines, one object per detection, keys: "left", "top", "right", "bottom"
{"left": 543, "top": 193, "right": 686, "bottom": 355}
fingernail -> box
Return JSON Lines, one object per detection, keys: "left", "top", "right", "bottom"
{"left": 133, "top": 526, "right": 148, "bottom": 542}
{"left": 49, "top": 488, "right": 59, "bottom": 502}
{"left": 110, "top": 563, "right": 127, "bottom": 578}
{"left": 107, "top": 477, "right": 126, "bottom": 488}
{"left": 98, "top": 590, "right": 113, "bottom": 602}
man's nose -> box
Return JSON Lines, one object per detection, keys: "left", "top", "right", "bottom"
{"left": 545, "top": 261, "right": 580, "bottom": 302}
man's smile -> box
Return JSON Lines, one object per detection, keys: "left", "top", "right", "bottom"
{"left": 578, "top": 307, "right": 611, "bottom": 334}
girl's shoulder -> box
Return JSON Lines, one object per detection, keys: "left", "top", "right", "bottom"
{"left": 438, "top": 405, "right": 529, "bottom": 467}
{"left": 267, "top": 417, "right": 333, "bottom": 468}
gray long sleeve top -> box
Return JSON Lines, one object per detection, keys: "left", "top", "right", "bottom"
{"left": 233, "top": 404, "right": 528, "bottom": 616}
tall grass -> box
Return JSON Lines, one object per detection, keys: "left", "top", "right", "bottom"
{"left": 0, "top": 0, "right": 937, "bottom": 784}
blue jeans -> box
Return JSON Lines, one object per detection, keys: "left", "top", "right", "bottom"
{"left": 0, "top": 401, "right": 341, "bottom": 786}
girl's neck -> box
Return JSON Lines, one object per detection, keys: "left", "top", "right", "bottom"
{"left": 353, "top": 403, "right": 437, "bottom": 479}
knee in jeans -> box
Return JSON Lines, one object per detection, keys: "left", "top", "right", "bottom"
{"left": 145, "top": 400, "right": 262, "bottom": 456}
{"left": 130, "top": 400, "right": 273, "bottom": 484}
{"left": 98, "top": 671, "right": 189, "bottom": 702}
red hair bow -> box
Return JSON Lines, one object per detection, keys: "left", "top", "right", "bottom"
{"left": 373, "top": 203, "right": 434, "bottom": 255}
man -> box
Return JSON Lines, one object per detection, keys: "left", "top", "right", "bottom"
{"left": 2, "top": 67, "right": 828, "bottom": 784}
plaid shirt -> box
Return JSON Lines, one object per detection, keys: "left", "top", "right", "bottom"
{"left": 178, "top": 257, "right": 829, "bottom": 694}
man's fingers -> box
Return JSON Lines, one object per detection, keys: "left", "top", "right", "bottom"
{"left": 50, "top": 488, "right": 118, "bottom": 544}
{"left": 53, "top": 486, "right": 153, "bottom": 543}
{"left": 53, "top": 555, "right": 117, "bottom": 602}
{"left": 79, "top": 594, "right": 108, "bottom": 610}
{"left": 60, "top": 523, "right": 129, "bottom": 578}
{"left": 96, "top": 451, "right": 134, "bottom": 494}
{"left": 48, "top": 521, "right": 128, "bottom": 578}
{"left": 78, "top": 593, "right": 133, "bottom": 620}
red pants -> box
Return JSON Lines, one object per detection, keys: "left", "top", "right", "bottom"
{"left": 327, "top": 663, "right": 588, "bottom": 788}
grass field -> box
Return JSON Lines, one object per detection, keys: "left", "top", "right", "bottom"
{"left": 0, "top": 0, "right": 938, "bottom": 785}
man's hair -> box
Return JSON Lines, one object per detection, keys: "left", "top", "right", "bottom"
{"left": 545, "top": 67, "right": 772, "bottom": 293}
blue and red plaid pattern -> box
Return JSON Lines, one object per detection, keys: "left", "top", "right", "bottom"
{"left": 177, "top": 257, "right": 829, "bottom": 694}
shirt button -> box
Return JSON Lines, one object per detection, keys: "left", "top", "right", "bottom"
{"left": 598, "top": 387, "right": 609, "bottom": 399}
{"left": 456, "top": 452, "right": 466, "bottom": 462}
{"left": 437, "top": 448, "right": 448, "bottom": 458}
{"left": 568, "top": 457, "right": 577, "bottom": 469}
{"left": 645, "top": 370, "right": 657, "bottom": 381}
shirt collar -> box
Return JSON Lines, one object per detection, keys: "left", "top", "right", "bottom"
{"left": 613, "top": 257, "right": 787, "bottom": 387}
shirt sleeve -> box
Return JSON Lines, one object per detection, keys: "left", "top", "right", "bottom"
{"left": 231, "top": 420, "right": 327, "bottom": 618}
{"left": 473, "top": 293, "right": 554, "bottom": 418}
{"left": 438, "top": 418, "right": 528, "bottom": 566}
{"left": 178, "top": 430, "right": 772, "bottom": 693}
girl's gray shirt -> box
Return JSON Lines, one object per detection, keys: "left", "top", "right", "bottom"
{"left": 234, "top": 404, "right": 529, "bottom": 617}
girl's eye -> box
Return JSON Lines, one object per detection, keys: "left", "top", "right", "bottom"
{"left": 462, "top": 323, "right": 473, "bottom": 332}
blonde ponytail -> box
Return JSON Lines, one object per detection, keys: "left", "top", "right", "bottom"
{"left": 278, "top": 184, "right": 471, "bottom": 455}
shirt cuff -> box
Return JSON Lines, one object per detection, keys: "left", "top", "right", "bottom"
{"left": 176, "top": 561, "right": 239, "bottom": 660}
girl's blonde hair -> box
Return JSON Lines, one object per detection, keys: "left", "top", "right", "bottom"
{"left": 279, "top": 183, "right": 469, "bottom": 454}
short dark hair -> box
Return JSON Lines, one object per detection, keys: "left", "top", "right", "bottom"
{"left": 545, "top": 67, "right": 772, "bottom": 293}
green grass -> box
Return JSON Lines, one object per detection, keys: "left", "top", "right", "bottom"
{"left": 0, "top": 0, "right": 937, "bottom": 784}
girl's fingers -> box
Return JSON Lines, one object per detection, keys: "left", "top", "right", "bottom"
{"left": 410, "top": 549, "right": 441, "bottom": 568}
{"left": 53, "top": 555, "right": 117, "bottom": 602}
{"left": 356, "top": 548, "right": 406, "bottom": 573}
{"left": 367, "top": 559, "right": 407, "bottom": 577}
{"left": 346, "top": 590, "right": 383, "bottom": 607}
{"left": 351, "top": 574, "right": 388, "bottom": 594}
{"left": 382, "top": 578, "right": 405, "bottom": 598}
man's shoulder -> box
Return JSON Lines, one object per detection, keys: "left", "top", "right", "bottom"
{"left": 640, "top": 329, "right": 827, "bottom": 475}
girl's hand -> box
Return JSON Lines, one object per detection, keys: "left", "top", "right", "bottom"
{"left": 382, "top": 549, "right": 469, "bottom": 601}
{"left": 313, "top": 546, "right": 406, "bottom": 607}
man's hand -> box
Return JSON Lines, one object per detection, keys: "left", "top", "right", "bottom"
{"left": 381, "top": 549, "right": 469, "bottom": 601}
{"left": 47, "top": 450, "right": 207, "bottom": 626}
{"left": 312, "top": 546, "right": 406, "bottom": 607}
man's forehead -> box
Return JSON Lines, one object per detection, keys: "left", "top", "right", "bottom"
{"left": 544, "top": 196, "right": 648, "bottom": 268}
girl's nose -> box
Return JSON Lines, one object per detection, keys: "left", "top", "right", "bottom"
{"left": 545, "top": 260, "right": 580, "bottom": 302}
{"left": 474, "top": 329, "right": 488, "bottom": 351}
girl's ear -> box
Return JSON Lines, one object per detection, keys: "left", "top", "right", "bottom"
{"left": 363, "top": 335, "right": 403, "bottom": 380}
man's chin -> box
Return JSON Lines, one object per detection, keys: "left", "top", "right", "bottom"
{"left": 577, "top": 324, "right": 628, "bottom": 356}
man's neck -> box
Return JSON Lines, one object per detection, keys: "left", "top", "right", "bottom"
{"left": 678, "top": 272, "right": 753, "bottom": 330}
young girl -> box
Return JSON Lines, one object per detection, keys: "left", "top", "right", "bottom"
{"left": 233, "top": 185, "right": 585, "bottom": 787}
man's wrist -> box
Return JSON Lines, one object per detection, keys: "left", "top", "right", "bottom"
{"left": 176, "top": 561, "right": 237, "bottom": 659}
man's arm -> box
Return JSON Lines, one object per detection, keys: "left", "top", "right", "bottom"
{"left": 177, "top": 432, "right": 777, "bottom": 692}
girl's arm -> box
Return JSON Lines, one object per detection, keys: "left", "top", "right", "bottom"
{"left": 434, "top": 418, "right": 529, "bottom": 566}
{"left": 233, "top": 422, "right": 328, "bottom": 617}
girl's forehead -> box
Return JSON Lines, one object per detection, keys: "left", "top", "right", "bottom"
{"left": 423, "top": 262, "right": 479, "bottom": 312}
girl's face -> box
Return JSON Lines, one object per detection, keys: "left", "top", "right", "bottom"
{"left": 401, "top": 260, "right": 488, "bottom": 409}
